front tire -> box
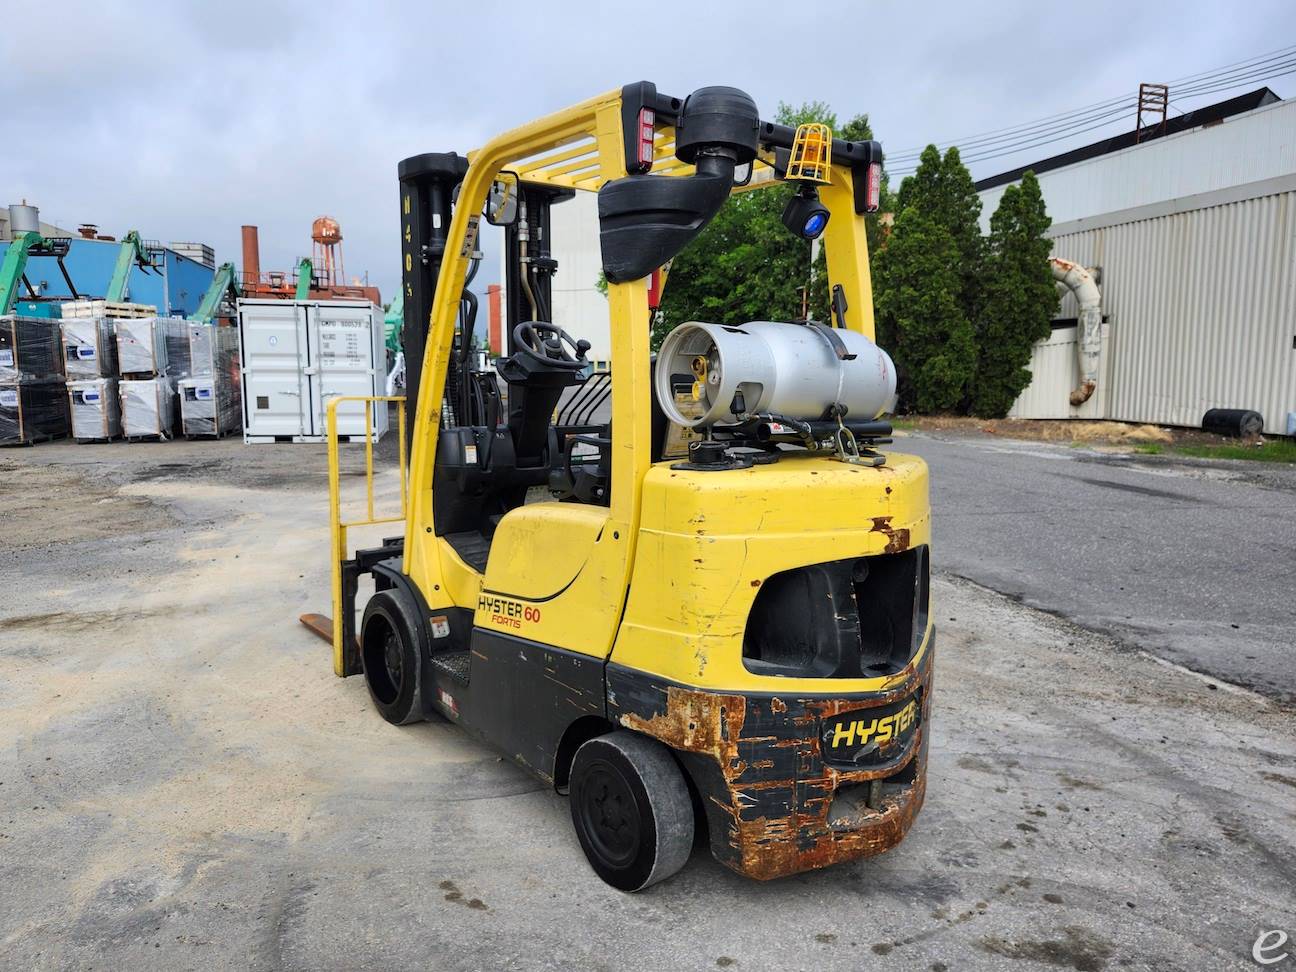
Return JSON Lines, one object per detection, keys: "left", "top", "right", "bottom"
{"left": 360, "top": 588, "right": 425, "bottom": 725}
{"left": 569, "top": 731, "right": 693, "bottom": 891}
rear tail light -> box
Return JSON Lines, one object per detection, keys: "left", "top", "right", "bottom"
{"left": 865, "top": 161, "right": 882, "bottom": 213}
{"left": 637, "top": 108, "right": 656, "bottom": 171}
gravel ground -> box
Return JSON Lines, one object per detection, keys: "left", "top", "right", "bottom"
{"left": 1, "top": 437, "right": 1293, "bottom": 971}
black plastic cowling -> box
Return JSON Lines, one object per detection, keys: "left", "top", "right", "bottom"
{"left": 598, "top": 85, "right": 759, "bottom": 283}
{"left": 674, "top": 86, "right": 760, "bottom": 165}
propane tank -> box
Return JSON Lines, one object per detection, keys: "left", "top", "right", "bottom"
{"left": 655, "top": 320, "right": 896, "bottom": 429}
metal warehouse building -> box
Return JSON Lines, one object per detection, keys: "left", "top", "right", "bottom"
{"left": 979, "top": 89, "right": 1296, "bottom": 435}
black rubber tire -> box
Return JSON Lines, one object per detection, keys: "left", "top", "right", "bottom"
{"left": 569, "top": 731, "right": 693, "bottom": 892}
{"left": 360, "top": 588, "right": 425, "bottom": 726}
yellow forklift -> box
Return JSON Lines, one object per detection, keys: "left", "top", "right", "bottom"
{"left": 315, "top": 83, "right": 933, "bottom": 890}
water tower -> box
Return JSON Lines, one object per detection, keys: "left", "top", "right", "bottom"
{"left": 311, "top": 215, "right": 345, "bottom": 287}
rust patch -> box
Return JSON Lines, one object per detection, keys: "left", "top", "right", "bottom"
{"left": 619, "top": 664, "right": 933, "bottom": 881}
{"left": 619, "top": 685, "right": 748, "bottom": 769}
{"left": 733, "top": 773, "right": 926, "bottom": 880}
{"left": 869, "top": 515, "right": 910, "bottom": 554}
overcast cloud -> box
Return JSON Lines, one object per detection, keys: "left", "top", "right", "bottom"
{"left": 5, "top": 0, "right": 1294, "bottom": 303}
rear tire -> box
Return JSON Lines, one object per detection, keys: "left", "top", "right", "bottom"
{"left": 360, "top": 589, "right": 425, "bottom": 725}
{"left": 569, "top": 731, "right": 693, "bottom": 891}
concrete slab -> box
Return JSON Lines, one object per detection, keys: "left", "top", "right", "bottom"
{"left": 1, "top": 439, "right": 1293, "bottom": 970}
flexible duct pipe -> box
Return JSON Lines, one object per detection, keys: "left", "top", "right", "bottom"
{"left": 1050, "top": 257, "right": 1102, "bottom": 406}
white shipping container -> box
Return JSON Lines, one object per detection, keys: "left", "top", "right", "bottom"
{"left": 237, "top": 299, "right": 388, "bottom": 443}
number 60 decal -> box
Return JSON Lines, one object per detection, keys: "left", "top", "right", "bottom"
{"left": 524, "top": 606, "right": 542, "bottom": 622}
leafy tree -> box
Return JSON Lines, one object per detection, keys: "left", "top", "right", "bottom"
{"left": 874, "top": 205, "right": 976, "bottom": 413}
{"left": 893, "top": 146, "right": 983, "bottom": 324}
{"left": 971, "top": 171, "right": 1057, "bottom": 417}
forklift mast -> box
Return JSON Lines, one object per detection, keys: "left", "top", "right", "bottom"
{"left": 398, "top": 153, "right": 470, "bottom": 448}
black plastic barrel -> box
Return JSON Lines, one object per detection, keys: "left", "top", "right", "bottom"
{"left": 1201, "top": 408, "right": 1264, "bottom": 438}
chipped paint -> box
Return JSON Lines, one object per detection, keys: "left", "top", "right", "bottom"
{"left": 869, "top": 515, "right": 911, "bottom": 554}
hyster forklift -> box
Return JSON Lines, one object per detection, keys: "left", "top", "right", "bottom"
{"left": 322, "top": 83, "right": 933, "bottom": 891}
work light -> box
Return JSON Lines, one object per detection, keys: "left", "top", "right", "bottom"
{"left": 782, "top": 186, "right": 830, "bottom": 240}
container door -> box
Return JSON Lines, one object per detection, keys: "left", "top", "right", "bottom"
{"left": 240, "top": 302, "right": 308, "bottom": 437}
{"left": 312, "top": 303, "right": 377, "bottom": 437}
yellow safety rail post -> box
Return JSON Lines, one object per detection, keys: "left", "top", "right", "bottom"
{"left": 302, "top": 395, "right": 407, "bottom": 677}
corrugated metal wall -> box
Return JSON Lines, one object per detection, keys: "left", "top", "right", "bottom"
{"left": 1009, "top": 323, "right": 1112, "bottom": 421}
{"left": 1041, "top": 189, "right": 1296, "bottom": 434}
{"left": 978, "top": 99, "right": 1296, "bottom": 231}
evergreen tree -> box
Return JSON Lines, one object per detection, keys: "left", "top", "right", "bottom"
{"left": 971, "top": 171, "right": 1058, "bottom": 417}
{"left": 874, "top": 206, "right": 976, "bottom": 413}
{"left": 877, "top": 145, "right": 982, "bottom": 409}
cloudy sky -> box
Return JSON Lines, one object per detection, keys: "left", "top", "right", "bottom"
{"left": 5, "top": 0, "right": 1294, "bottom": 303}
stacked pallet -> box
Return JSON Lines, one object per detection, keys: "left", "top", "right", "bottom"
{"left": 60, "top": 300, "right": 156, "bottom": 319}
{"left": 0, "top": 316, "right": 69, "bottom": 445}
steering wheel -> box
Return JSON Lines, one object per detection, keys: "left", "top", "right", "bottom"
{"left": 513, "top": 322, "right": 589, "bottom": 370}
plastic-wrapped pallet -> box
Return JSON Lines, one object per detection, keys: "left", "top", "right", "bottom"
{"left": 62, "top": 318, "right": 118, "bottom": 378}
{"left": 183, "top": 324, "right": 240, "bottom": 379}
{"left": 0, "top": 316, "right": 64, "bottom": 382}
{"left": 119, "top": 376, "right": 175, "bottom": 439}
{"left": 68, "top": 378, "right": 121, "bottom": 441}
{"left": 116, "top": 317, "right": 189, "bottom": 377}
{"left": 0, "top": 381, "right": 70, "bottom": 445}
{"left": 178, "top": 374, "right": 241, "bottom": 438}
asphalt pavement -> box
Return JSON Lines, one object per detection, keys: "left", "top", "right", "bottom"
{"left": 899, "top": 430, "right": 1296, "bottom": 701}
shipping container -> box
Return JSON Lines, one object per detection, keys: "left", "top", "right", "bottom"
{"left": 237, "top": 298, "right": 387, "bottom": 443}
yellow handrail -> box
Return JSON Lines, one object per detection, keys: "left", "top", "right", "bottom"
{"left": 324, "top": 395, "right": 407, "bottom": 676}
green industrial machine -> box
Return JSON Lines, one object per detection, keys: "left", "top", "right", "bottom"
{"left": 384, "top": 291, "right": 403, "bottom": 354}
{"left": 0, "top": 232, "right": 77, "bottom": 315}
{"left": 294, "top": 257, "right": 314, "bottom": 301}
{"left": 191, "top": 262, "right": 240, "bottom": 323}
{"left": 105, "top": 231, "right": 159, "bottom": 302}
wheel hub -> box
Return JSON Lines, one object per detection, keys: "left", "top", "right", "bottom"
{"left": 579, "top": 762, "right": 641, "bottom": 867}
